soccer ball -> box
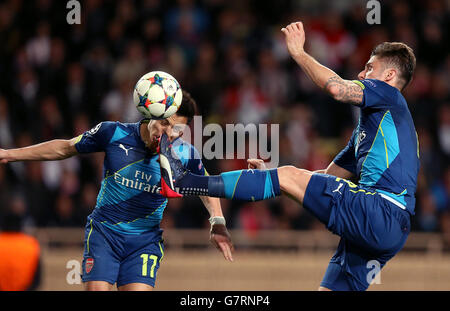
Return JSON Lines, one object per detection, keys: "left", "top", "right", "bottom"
{"left": 133, "top": 71, "right": 183, "bottom": 119}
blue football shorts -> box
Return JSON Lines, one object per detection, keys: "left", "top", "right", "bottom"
{"left": 303, "top": 173, "right": 411, "bottom": 291}
{"left": 81, "top": 217, "right": 164, "bottom": 288}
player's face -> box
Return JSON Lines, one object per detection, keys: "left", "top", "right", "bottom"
{"left": 358, "top": 56, "right": 384, "bottom": 81}
{"left": 146, "top": 114, "right": 188, "bottom": 151}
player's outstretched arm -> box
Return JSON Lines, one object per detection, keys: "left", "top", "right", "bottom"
{"left": 0, "top": 137, "right": 79, "bottom": 163}
{"left": 200, "top": 196, "right": 234, "bottom": 262}
{"left": 281, "top": 22, "right": 363, "bottom": 105}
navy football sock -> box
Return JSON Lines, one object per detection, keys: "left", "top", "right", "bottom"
{"left": 176, "top": 169, "right": 281, "bottom": 201}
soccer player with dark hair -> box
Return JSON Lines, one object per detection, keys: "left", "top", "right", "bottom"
{"left": 0, "top": 90, "right": 234, "bottom": 291}
{"left": 158, "top": 22, "right": 419, "bottom": 291}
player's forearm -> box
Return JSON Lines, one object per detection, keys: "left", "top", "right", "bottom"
{"left": 3, "top": 139, "right": 78, "bottom": 162}
{"left": 292, "top": 51, "right": 338, "bottom": 91}
{"left": 282, "top": 22, "right": 336, "bottom": 90}
{"left": 293, "top": 52, "right": 363, "bottom": 105}
{"left": 282, "top": 22, "right": 362, "bottom": 104}
{"left": 200, "top": 196, "right": 224, "bottom": 218}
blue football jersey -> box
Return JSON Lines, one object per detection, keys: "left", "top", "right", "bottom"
{"left": 333, "top": 79, "right": 420, "bottom": 215}
{"left": 74, "top": 120, "right": 206, "bottom": 236}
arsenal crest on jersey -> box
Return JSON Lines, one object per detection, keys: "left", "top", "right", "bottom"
{"left": 85, "top": 258, "right": 94, "bottom": 274}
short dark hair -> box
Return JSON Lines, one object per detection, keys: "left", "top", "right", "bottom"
{"left": 371, "top": 42, "right": 416, "bottom": 90}
{"left": 175, "top": 90, "right": 198, "bottom": 124}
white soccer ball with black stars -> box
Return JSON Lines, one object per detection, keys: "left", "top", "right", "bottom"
{"left": 134, "top": 71, "right": 183, "bottom": 119}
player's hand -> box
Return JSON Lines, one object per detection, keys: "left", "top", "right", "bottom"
{"left": 281, "top": 22, "right": 306, "bottom": 59}
{"left": 210, "top": 223, "right": 234, "bottom": 262}
{"left": 247, "top": 158, "right": 267, "bottom": 170}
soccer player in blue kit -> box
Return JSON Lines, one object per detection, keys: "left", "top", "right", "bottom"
{"left": 158, "top": 22, "right": 419, "bottom": 291}
{"left": 0, "top": 91, "right": 234, "bottom": 291}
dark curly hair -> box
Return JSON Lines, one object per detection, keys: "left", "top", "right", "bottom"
{"left": 175, "top": 90, "right": 198, "bottom": 124}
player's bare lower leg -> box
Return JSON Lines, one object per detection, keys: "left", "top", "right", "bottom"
{"left": 276, "top": 166, "right": 313, "bottom": 203}
{"left": 118, "top": 283, "right": 154, "bottom": 291}
{"left": 158, "top": 133, "right": 312, "bottom": 203}
{"left": 84, "top": 281, "right": 114, "bottom": 291}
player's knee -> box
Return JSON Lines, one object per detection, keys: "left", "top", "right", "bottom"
{"left": 278, "top": 165, "right": 308, "bottom": 177}
{"left": 277, "top": 166, "right": 312, "bottom": 183}
{"left": 277, "top": 166, "right": 313, "bottom": 202}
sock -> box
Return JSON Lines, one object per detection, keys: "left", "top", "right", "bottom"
{"left": 176, "top": 169, "right": 281, "bottom": 201}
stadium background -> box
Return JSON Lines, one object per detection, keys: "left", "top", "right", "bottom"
{"left": 0, "top": 0, "right": 449, "bottom": 290}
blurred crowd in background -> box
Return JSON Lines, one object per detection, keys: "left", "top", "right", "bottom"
{"left": 0, "top": 0, "right": 448, "bottom": 245}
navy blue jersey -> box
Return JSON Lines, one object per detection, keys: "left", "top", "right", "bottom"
{"left": 74, "top": 120, "right": 206, "bottom": 235}
{"left": 333, "top": 79, "right": 420, "bottom": 215}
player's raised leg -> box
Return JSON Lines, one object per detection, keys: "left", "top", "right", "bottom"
{"left": 159, "top": 133, "right": 341, "bottom": 229}
{"left": 159, "top": 133, "right": 313, "bottom": 203}
{"left": 276, "top": 166, "right": 314, "bottom": 203}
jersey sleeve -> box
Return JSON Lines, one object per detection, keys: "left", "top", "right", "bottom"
{"left": 353, "top": 79, "right": 398, "bottom": 110}
{"left": 172, "top": 139, "right": 207, "bottom": 176}
{"left": 74, "top": 121, "right": 116, "bottom": 153}
{"left": 332, "top": 129, "right": 357, "bottom": 175}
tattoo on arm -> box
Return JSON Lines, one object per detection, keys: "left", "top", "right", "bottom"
{"left": 323, "top": 75, "right": 363, "bottom": 105}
